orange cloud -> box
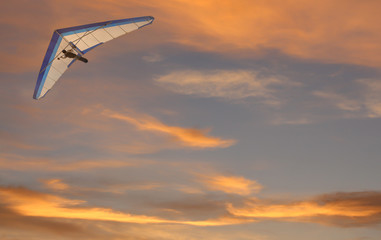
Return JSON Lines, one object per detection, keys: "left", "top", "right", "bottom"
{"left": 199, "top": 174, "right": 262, "bottom": 195}
{"left": 227, "top": 191, "right": 381, "bottom": 227}
{"left": 90, "top": 183, "right": 161, "bottom": 194}
{"left": 4, "top": 0, "right": 380, "bottom": 74}
{"left": 156, "top": 0, "right": 381, "bottom": 68}
{"left": 0, "top": 186, "right": 249, "bottom": 227}
{"left": 0, "top": 205, "right": 88, "bottom": 238}
{"left": 0, "top": 154, "right": 142, "bottom": 171}
{"left": 103, "top": 109, "right": 236, "bottom": 148}
{"left": 41, "top": 179, "right": 69, "bottom": 191}
{"left": 73, "top": 0, "right": 381, "bottom": 68}
{"left": 41, "top": 178, "right": 162, "bottom": 194}
{"left": 2, "top": 186, "right": 380, "bottom": 229}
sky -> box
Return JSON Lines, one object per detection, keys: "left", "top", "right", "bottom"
{"left": 1, "top": 0, "right": 381, "bottom": 239}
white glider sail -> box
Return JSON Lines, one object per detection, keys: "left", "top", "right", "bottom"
{"left": 33, "top": 16, "right": 154, "bottom": 99}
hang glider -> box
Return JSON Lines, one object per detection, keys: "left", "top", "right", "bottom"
{"left": 33, "top": 16, "right": 154, "bottom": 100}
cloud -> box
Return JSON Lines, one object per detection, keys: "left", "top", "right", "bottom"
{"left": 227, "top": 191, "right": 381, "bottom": 227}
{"left": 0, "top": 130, "right": 49, "bottom": 151}
{"left": 151, "top": 192, "right": 230, "bottom": 219}
{"left": 0, "top": 154, "right": 142, "bottom": 171}
{"left": 4, "top": 0, "right": 381, "bottom": 75}
{"left": 41, "top": 178, "right": 162, "bottom": 194}
{"left": 175, "top": 185, "right": 205, "bottom": 194}
{"left": 198, "top": 174, "right": 262, "bottom": 195}
{"left": 313, "top": 91, "right": 362, "bottom": 112}
{"left": 107, "top": 142, "right": 174, "bottom": 154}
{"left": 41, "top": 179, "right": 69, "bottom": 191}
{"left": 357, "top": 79, "right": 381, "bottom": 118}
{"left": 0, "top": 186, "right": 163, "bottom": 224}
{"left": 0, "top": 186, "right": 249, "bottom": 227}
{"left": 90, "top": 183, "right": 162, "bottom": 194}
{"left": 313, "top": 79, "right": 381, "bottom": 119}
{"left": 142, "top": 53, "right": 164, "bottom": 63}
{"left": 0, "top": 204, "right": 87, "bottom": 237}
{"left": 155, "top": 70, "right": 298, "bottom": 106}
{"left": 158, "top": 0, "right": 381, "bottom": 68}
{"left": 0, "top": 203, "right": 256, "bottom": 240}
{"left": 70, "top": 0, "right": 381, "bottom": 68}
{"left": 103, "top": 109, "right": 236, "bottom": 148}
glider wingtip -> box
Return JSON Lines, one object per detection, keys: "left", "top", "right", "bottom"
{"left": 32, "top": 94, "right": 40, "bottom": 100}
{"left": 33, "top": 89, "right": 44, "bottom": 100}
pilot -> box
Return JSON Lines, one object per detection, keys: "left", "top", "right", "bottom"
{"left": 60, "top": 50, "right": 88, "bottom": 63}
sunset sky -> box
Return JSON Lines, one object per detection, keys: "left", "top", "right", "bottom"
{"left": 1, "top": 0, "right": 381, "bottom": 239}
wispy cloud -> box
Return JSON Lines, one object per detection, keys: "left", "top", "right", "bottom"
{"left": 103, "top": 109, "right": 236, "bottom": 148}
{"left": 228, "top": 191, "right": 381, "bottom": 227}
{"left": 155, "top": 70, "right": 298, "bottom": 106}
{"left": 0, "top": 204, "right": 88, "bottom": 238}
{"left": 0, "top": 154, "right": 142, "bottom": 171}
{"left": 0, "top": 130, "right": 49, "bottom": 151}
{"left": 313, "top": 79, "right": 381, "bottom": 119}
{"left": 41, "top": 178, "right": 162, "bottom": 194}
{"left": 41, "top": 179, "right": 69, "bottom": 191}
{"left": 313, "top": 91, "right": 362, "bottom": 112}
{"left": 142, "top": 53, "right": 164, "bottom": 63}
{"left": 198, "top": 174, "right": 262, "bottom": 195}
{"left": 357, "top": 79, "right": 381, "bottom": 118}
{"left": 0, "top": 186, "right": 250, "bottom": 227}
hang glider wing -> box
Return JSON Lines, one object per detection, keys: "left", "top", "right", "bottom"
{"left": 33, "top": 16, "right": 154, "bottom": 100}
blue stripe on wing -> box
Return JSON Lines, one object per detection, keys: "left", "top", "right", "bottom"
{"left": 33, "top": 32, "right": 62, "bottom": 99}
{"left": 57, "top": 16, "right": 154, "bottom": 36}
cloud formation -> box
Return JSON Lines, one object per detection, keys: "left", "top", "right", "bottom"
{"left": 0, "top": 186, "right": 248, "bottom": 227}
{"left": 155, "top": 70, "right": 298, "bottom": 106}
{"left": 1, "top": 1, "right": 380, "bottom": 239}
{"left": 153, "top": 0, "right": 381, "bottom": 68}
{"left": 313, "top": 78, "right": 381, "bottom": 119}
{"left": 198, "top": 174, "right": 262, "bottom": 195}
{"left": 103, "top": 109, "right": 236, "bottom": 148}
{"left": 3, "top": 0, "right": 381, "bottom": 74}
{"left": 357, "top": 79, "right": 381, "bottom": 118}
{"left": 4, "top": 186, "right": 379, "bottom": 229}
{"left": 0, "top": 204, "right": 87, "bottom": 237}
{"left": 41, "top": 179, "right": 69, "bottom": 191}
{"left": 41, "top": 178, "right": 162, "bottom": 195}
{"left": 0, "top": 130, "right": 49, "bottom": 151}
{"left": 228, "top": 191, "right": 381, "bottom": 227}
{"left": 70, "top": 0, "right": 381, "bottom": 68}
{"left": 313, "top": 91, "right": 362, "bottom": 112}
{"left": 0, "top": 154, "right": 139, "bottom": 171}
